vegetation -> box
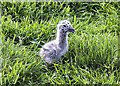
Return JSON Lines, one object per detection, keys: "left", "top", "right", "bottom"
{"left": 0, "top": 1, "right": 120, "bottom": 85}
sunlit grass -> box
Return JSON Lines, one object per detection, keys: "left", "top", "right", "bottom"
{"left": 1, "top": 1, "right": 119, "bottom": 85}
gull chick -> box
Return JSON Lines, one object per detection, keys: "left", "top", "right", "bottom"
{"left": 39, "top": 20, "right": 75, "bottom": 65}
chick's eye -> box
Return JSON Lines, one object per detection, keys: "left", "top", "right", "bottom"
{"left": 63, "top": 25, "right": 66, "bottom": 27}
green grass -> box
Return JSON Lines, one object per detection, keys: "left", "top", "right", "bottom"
{"left": 0, "top": 1, "right": 120, "bottom": 85}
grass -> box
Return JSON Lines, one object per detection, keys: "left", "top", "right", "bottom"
{"left": 0, "top": 1, "right": 120, "bottom": 85}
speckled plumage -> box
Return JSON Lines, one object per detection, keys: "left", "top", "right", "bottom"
{"left": 39, "top": 20, "right": 75, "bottom": 64}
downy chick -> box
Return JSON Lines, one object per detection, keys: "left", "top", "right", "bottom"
{"left": 39, "top": 20, "right": 75, "bottom": 64}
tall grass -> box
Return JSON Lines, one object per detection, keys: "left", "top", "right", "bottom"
{"left": 1, "top": 1, "right": 119, "bottom": 85}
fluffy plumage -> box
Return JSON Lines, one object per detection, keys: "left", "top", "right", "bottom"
{"left": 39, "top": 20, "right": 75, "bottom": 64}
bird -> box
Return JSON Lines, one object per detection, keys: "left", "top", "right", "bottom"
{"left": 39, "top": 20, "right": 75, "bottom": 65}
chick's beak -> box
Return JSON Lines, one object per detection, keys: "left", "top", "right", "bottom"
{"left": 68, "top": 26, "right": 75, "bottom": 33}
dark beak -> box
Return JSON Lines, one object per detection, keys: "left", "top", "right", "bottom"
{"left": 68, "top": 26, "right": 75, "bottom": 33}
